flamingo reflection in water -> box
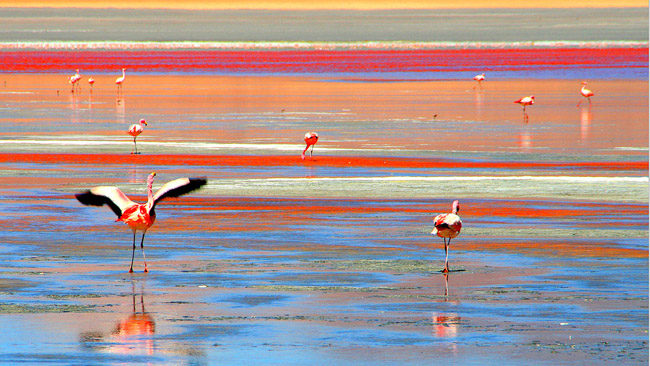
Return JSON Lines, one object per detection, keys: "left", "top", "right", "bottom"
{"left": 432, "top": 273, "right": 461, "bottom": 339}
{"left": 80, "top": 282, "right": 155, "bottom": 356}
{"left": 111, "top": 287, "right": 155, "bottom": 355}
{"left": 432, "top": 312, "right": 461, "bottom": 338}
{"left": 580, "top": 105, "right": 593, "bottom": 142}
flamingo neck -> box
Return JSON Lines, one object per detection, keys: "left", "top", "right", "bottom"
{"left": 122, "top": 69, "right": 126, "bottom": 78}
{"left": 146, "top": 174, "right": 155, "bottom": 210}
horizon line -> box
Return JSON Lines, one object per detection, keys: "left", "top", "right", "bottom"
{"left": 0, "top": 1, "right": 647, "bottom": 10}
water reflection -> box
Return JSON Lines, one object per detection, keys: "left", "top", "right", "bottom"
{"left": 68, "top": 91, "right": 78, "bottom": 111}
{"left": 519, "top": 122, "right": 532, "bottom": 150}
{"left": 80, "top": 281, "right": 155, "bottom": 356}
{"left": 116, "top": 97, "right": 126, "bottom": 124}
{"left": 473, "top": 89, "right": 483, "bottom": 121}
{"left": 580, "top": 106, "right": 592, "bottom": 142}
{"left": 432, "top": 273, "right": 461, "bottom": 339}
{"left": 432, "top": 313, "right": 461, "bottom": 338}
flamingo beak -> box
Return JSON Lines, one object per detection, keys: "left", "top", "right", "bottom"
{"left": 151, "top": 172, "right": 156, "bottom": 177}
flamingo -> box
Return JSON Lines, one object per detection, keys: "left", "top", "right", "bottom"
{"left": 302, "top": 132, "right": 319, "bottom": 160}
{"left": 116, "top": 68, "right": 126, "bottom": 98}
{"left": 88, "top": 77, "right": 95, "bottom": 90}
{"left": 75, "top": 172, "right": 207, "bottom": 273}
{"left": 68, "top": 76, "right": 76, "bottom": 93}
{"left": 514, "top": 95, "right": 534, "bottom": 120}
{"left": 431, "top": 200, "right": 462, "bottom": 273}
{"left": 69, "top": 69, "right": 81, "bottom": 93}
{"left": 577, "top": 81, "right": 594, "bottom": 107}
{"left": 473, "top": 73, "right": 485, "bottom": 89}
{"left": 128, "top": 119, "right": 148, "bottom": 155}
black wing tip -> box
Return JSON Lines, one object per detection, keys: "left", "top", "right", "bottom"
{"left": 189, "top": 177, "right": 208, "bottom": 187}
{"left": 74, "top": 190, "right": 123, "bottom": 218}
{"left": 75, "top": 190, "right": 95, "bottom": 205}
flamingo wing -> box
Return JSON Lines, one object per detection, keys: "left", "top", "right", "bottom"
{"left": 152, "top": 177, "right": 207, "bottom": 209}
{"left": 75, "top": 186, "right": 136, "bottom": 218}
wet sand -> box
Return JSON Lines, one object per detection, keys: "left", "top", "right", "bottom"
{"left": 0, "top": 73, "right": 647, "bottom": 365}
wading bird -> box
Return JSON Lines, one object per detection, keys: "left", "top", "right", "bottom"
{"left": 116, "top": 68, "right": 126, "bottom": 98}
{"left": 88, "top": 77, "right": 95, "bottom": 90}
{"left": 431, "top": 200, "right": 462, "bottom": 273}
{"left": 514, "top": 95, "right": 534, "bottom": 120}
{"left": 75, "top": 173, "right": 207, "bottom": 273}
{"left": 473, "top": 73, "right": 485, "bottom": 89}
{"left": 577, "top": 81, "right": 594, "bottom": 107}
{"left": 128, "top": 119, "right": 147, "bottom": 154}
{"left": 302, "top": 132, "right": 319, "bottom": 160}
{"left": 69, "top": 69, "right": 81, "bottom": 93}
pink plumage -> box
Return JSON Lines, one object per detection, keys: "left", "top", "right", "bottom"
{"left": 128, "top": 119, "right": 147, "bottom": 154}
{"left": 577, "top": 81, "right": 594, "bottom": 106}
{"left": 75, "top": 173, "right": 207, "bottom": 273}
{"left": 431, "top": 200, "right": 462, "bottom": 273}
{"left": 302, "top": 132, "right": 319, "bottom": 160}
{"left": 472, "top": 73, "right": 485, "bottom": 90}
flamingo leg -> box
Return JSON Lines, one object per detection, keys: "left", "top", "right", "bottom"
{"left": 588, "top": 97, "right": 591, "bottom": 105}
{"left": 301, "top": 146, "right": 308, "bottom": 160}
{"left": 129, "top": 230, "right": 137, "bottom": 273}
{"left": 310, "top": 145, "right": 315, "bottom": 159}
{"left": 577, "top": 98, "right": 583, "bottom": 107}
{"left": 140, "top": 232, "right": 148, "bottom": 273}
{"left": 132, "top": 137, "right": 138, "bottom": 154}
{"left": 442, "top": 238, "right": 449, "bottom": 273}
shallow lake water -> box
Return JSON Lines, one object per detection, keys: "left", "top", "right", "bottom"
{"left": 0, "top": 7, "right": 648, "bottom": 361}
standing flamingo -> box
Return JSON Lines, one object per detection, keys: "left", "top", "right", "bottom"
{"left": 577, "top": 81, "right": 594, "bottom": 107}
{"left": 69, "top": 69, "right": 81, "bottom": 93}
{"left": 302, "top": 132, "right": 319, "bottom": 160}
{"left": 431, "top": 200, "right": 462, "bottom": 273}
{"left": 88, "top": 77, "right": 95, "bottom": 90}
{"left": 514, "top": 95, "right": 534, "bottom": 120}
{"left": 116, "top": 68, "right": 126, "bottom": 98}
{"left": 75, "top": 173, "right": 207, "bottom": 273}
{"left": 473, "top": 73, "right": 485, "bottom": 89}
{"left": 128, "top": 119, "right": 148, "bottom": 155}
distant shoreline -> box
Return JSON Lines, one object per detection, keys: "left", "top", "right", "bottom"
{"left": 1, "top": 41, "right": 648, "bottom": 51}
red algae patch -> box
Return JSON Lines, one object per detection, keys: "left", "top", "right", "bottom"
{"left": 1, "top": 153, "right": 646, "bottom": 172}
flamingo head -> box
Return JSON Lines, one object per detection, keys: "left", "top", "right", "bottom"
{"left": 452, "top": 200, "right": 460, "bottom": 214}
{"left": 147, "top": 172, "right": 156, "bottom": 183}
{"left": 123, "top": 68, "right": 127, "bottom": 71}
{"left": 140, "top": 119, "right": 148, "bottom": 126}
{"left": 582, "top": 81, "right": 587, "bottom": 85}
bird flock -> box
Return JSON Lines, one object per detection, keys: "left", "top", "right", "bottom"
{"left": 72, "top": 69, "right": 594, "bottom": 274}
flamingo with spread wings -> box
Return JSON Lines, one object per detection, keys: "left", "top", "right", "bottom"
{"left": 75, "top": 173, "right": 207, "bottom": 273}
